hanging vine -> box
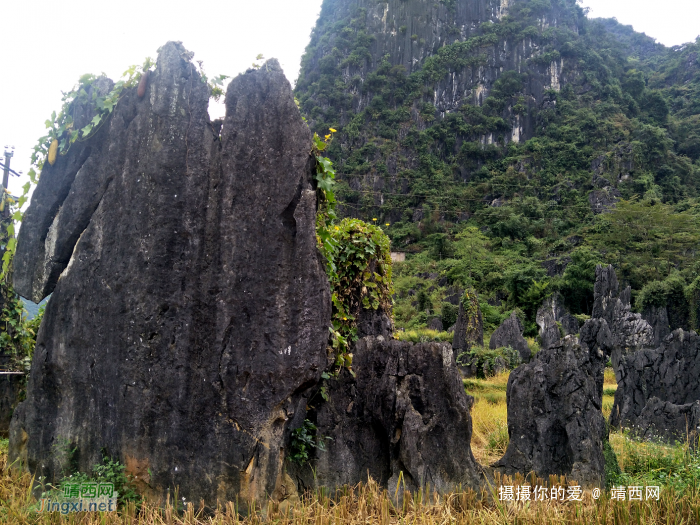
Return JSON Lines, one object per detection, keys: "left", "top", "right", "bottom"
{"left": 313, "top": 130, "right": 394, "bottom": 373}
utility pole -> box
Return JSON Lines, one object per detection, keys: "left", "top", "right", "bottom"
{"left": 1, "top": 146, "right": 16, "bottom": 219}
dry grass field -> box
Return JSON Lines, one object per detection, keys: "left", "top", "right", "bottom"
{"left": 2, "top": 368, "right": 699, "bottom": 524}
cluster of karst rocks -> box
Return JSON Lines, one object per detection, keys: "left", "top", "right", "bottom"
{"left": 6, "top": 43, "right": 699, "bottom": 510}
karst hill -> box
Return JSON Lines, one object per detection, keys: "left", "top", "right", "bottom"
{"left": 294, "top": 0, "right": 700, "bottom": 335}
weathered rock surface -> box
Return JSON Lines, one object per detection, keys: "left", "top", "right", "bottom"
{"left": 634, "top": 397, "right": 700, "bottom": 449}
{"left": 588, "top": 187, "right": 621, "bottom": 214}
{"left": 291, "top": 337, "right": 484, "bottom": 493}
{"left": 610, "top": 329, "right": 700, "bottom": 432}
{"left": 357, "top": 306, "right": 393, "bottom": 339}
{"left": 535, "top": 293, "right": 579, "bottom": 350}
{"left": 489, "top": 312, "right": 530, "bottom": 363}
{"left": 427, "top": 316, "right": 444, "bottom": 332}
{"left": 592, "top": 265, "right": 654, "bottom": 376}
{"left": 9, "top": 43, "right": 331, "bottom": 507}
{"left": 0, "top": 372, "right": 25, "bottom": 438}
{"left": 493, "top": 335, "right": 607, "bottom": 487}
{"left": 452, "top": 289, "right": 483, "bottom": 354}
{"left": 642, "top": 305, "right": 670, "bottom": 348}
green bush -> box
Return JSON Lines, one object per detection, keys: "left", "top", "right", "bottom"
{"left": 441, "top": 302, "right": 458, "bottom": 328}
{"left": 457, "top": 345, "right": 520, "bottom": 378}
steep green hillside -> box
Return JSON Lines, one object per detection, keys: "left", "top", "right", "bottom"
{"left": 295, "top": 0, "right": 700, "bottom": 335}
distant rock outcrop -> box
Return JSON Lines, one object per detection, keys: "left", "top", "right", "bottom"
{"left": 642, "top": 305, "right": 671, "bottom": 348}
{"left": 634, "top": 397, "right": 700, "bottom": 449}
{"left": 9, "top": 43, "right": 331, "bottom": 508}
{"left": 452, "top": 288, "right": 483, "bottom": 354}
{"left": 493, "top": 334, "right": 607, "bottom": 487}
{"left": 610, "top": 329, "right": 700, "bottom": 436}
{"left": 591, "top": 265, "right": 654, "bottom": 377}
{"left": 291, "top": 337, "right": 484, "bottom": 493}
{"left": 489, "top": 312, "right": 530, "bottom": 363}
{"left": 535, "top": 293, "right": 579, "bottom": 350}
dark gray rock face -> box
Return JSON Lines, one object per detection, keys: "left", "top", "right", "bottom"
{"left": 634, "top": 397, "right": 700, "bottom": 449}
{"left": 578, "top": 318, "right": 614, "bottom": 359}
{"left": 0, "top": 372, "right": 25, "bottom": 438}
{"left": 542, "top": 257, "right": 571, "bottom": 277}
{"left": 591, "top": 265, "right": 654, "bottom": 376}
{"left": 444, "top": 286, "right": 464, "bottom": 306}
{"left": 561, "top": 314, "right": 580, "bottom": 336}
{"left": 535, "top": 293, "right": 578, "bottom": 350}
{"left": 452, "top": 289, "right": 483, "bottom": 354}
{"left": 9, "top": 43, "right": 331, "bottom": 507}
{"left": 427, "top": 316, "right": 444, "bottom": 332}
{"left": 493, "top": 335, "right": 607, "bottom": 487}
{"left": 642, "top": 305, "right": 671, "bottom": 348}
{"left": 610, "top": 329, "right": 700, "bottom": 432}
{"left": 357, "top": 306, "right": 393, "bottom": 339}
{"left": 489, "top": 312, "right": 530, "bottom": 363}
{"left": 588, "top": 187, "right": 621, "bottom": 214}
{"left": 293, "top": 337, "right": 483, "bottom": 493}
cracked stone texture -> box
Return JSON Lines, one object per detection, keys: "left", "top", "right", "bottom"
{"left": 9, "top": 42, "right": 331, "bottom": 507}
{"left": 0, "top": 373, "right": 25, "bottom": 437}
{"left": 489, "top": 312, "right": 531, "bottom": 363}
{"left": 290, "top": 337, "right": 484, "bottom": 494}
{"left": 634, "top": 397, "right": 700, "bottom": 449}
{"left": 610, "top": 329, "right": 700, "bottom": 434}
{"left": 642, "top": 305, "right": 671, "bottom": 349}
{"left": 535, "top": 293, "right": 580, "bottom": 351}
{"left": 452, "top": 290, "right": 483, "bottom": 354}
{"left": 492, "top": 334, "right": 607, "bottom": 487}
{"left": 591, "top": 265, "right": 654, "bottom": 377}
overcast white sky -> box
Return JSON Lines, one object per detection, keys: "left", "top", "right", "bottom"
{"left": 1, "top": 0, "right": 698, "bottom": 199}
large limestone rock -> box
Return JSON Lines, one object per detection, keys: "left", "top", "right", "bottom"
{"left": 0, "top": 372, "right": 25, "bottom": 438}
{"left": 642, "top": 305, "right": 671, "bottom": 348}
{"left": 452, "top": 288, "right": 483, "bottom": 354}
{"left": 493, "top": 334, "right": 607, "bottom": 487}
{"left": 291, "top": 337, "right": 484, "bottom": 493}
{"left": 610, "top": 329, "right": 700, "bottom": 432}
{"left": 535, "top": 293, "right": 579, "bottom": 350}
{"left": 9, "top": 43, "right": 331, "bottom": 507}
{"left": 634, "top": 397, "right": 700, "bottom": 449}
{"left": 489, "top": 312, "right": 530, "bottom": 363}
{"left": 592, "top": 265, "right": 654, "bottom": 377}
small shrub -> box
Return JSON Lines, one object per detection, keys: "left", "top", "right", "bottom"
{"left": 440, "top": 302, "right": 458, "bottom": 328}
{"left": 289, "top": 419, "right": 330, "bottom": 464}
{"left": 457, "top": 346, "right": 520, "bottom": 378}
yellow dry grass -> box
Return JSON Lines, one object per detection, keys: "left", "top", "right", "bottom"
{"left": 465, "top": 372, "right": 509, "bottom": 465}
{"left": 3, "top": 447, "right": 700, "bottom": 525}
{"left": 3, "top": 368, "right": 700, "bottom": 524}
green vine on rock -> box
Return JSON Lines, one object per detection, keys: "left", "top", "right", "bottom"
{"left": 313, "top": 129, "right": 394, "bottom": 373}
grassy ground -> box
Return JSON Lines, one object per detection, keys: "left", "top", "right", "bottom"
{"left": 2, "top": 370, "right": 700, "bottom": 524}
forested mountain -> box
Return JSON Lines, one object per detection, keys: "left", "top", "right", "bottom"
{"left": 294, "top": 0, "right": 700, "bottom": 336}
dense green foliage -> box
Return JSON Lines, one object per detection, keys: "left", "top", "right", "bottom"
{"left": 0, "top": 283, "right": 41, "bottom": 370}
{"left": 289, "top": 419, "right": 330, "bottom": 464}
{"left": 314, "top": 131, "right": 394, "bottom": 370}
{"left": 296, "top": 0, "right": 700, "bottom": 335}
